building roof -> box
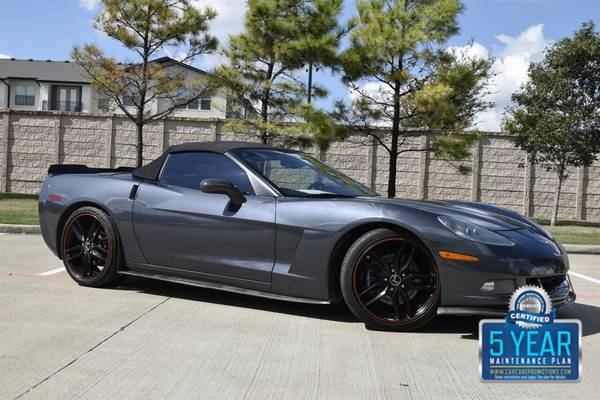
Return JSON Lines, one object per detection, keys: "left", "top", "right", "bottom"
{"left": 151, "top": 56, "right": 206, "bottom": 75}
{"left": 0, "top": 57, "right": 206, "bottom": 83}
{"left": 132, "top": 141, "right": 272, "bottom": 181}
{"left": 0, "top": 59, "right": 91, "bottom": 83}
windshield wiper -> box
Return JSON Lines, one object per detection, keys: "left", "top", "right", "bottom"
{"left": 302, "top": 193, "right": 355, "bottom": 198}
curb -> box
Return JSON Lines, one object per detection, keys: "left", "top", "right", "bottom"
{"left": 0, "top": 224, "right": 599, "bottom": 254}
{"left": 0, "top": 224, "right": 41, "bottom": 234}
{"left": 562, "top": 245, "right": 600, "bottom": 255}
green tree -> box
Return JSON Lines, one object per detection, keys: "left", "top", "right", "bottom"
{"left": 334, "top": 0, "right": 492, "bottom": 198}
{"left": 299, "top": 0, "right": 347, "bottom": 104}
{"left": 73, "top": 0, "right": 218, "bottom": 167}
{"left": 216, "top": 0, "right": 343, "bottom": 148}
{"left": 504, "top": 22, "right": 600, "bottom": 226}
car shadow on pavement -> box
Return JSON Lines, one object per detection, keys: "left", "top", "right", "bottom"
{"left": 559, "top": 302, "right": 600, "bottom": 337}
{"left": 432, "top": 302, "right": 600, "bottom": 341}
{"left": 109, "top": 277, "right": 600, "bottom": 337}
{"left": 422, "top": 316, "right": 481, "bottom": 339}
{"left": 112, "top": 276, "right": 359, "bottom": 323}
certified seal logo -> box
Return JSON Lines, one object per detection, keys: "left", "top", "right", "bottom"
{"left": 507, "top": 285, "right": 554, "bottom": 329}
{"left": 480, "top": 284, "right": 581, "bottom": 381}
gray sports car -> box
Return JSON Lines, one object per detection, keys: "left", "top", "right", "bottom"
{"left": 39, "top": 141, "right": 576, "bottom": 331}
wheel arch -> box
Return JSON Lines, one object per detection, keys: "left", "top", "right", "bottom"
{"left": 55, "top": 201, "right": 116, "bottom": 260}
{"left": 327, "top": 220, "right": 427, "bottom": 303}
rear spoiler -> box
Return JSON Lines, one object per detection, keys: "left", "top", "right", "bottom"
{"left": 48, "top": 164, "right": 135, "bottom": 175}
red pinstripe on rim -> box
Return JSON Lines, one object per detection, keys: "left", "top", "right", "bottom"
{"left": 351, "top": 237, "right": 440, "bottom": 325}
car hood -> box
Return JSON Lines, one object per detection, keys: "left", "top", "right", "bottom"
{"left": 361, "top": 197, "right": 548, "bottom": 235}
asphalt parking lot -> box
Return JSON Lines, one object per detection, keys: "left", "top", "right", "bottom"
{"left": 1, "top": 234, "right": 599, "bottom": 400}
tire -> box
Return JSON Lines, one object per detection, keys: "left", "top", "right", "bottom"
{"left": 61, "top": 206, "right": 121, "bottom": 287}
{"left": 340, "top": 228, "right": 440, "bottom": 331}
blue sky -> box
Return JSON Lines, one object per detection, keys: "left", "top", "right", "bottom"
{"left": 0, "top": 0, "right": 598, "bottom": 131}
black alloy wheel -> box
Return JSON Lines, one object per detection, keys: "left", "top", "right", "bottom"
{"left": 61, "top": 206, "right": 120, "bottom": 287}
{"left": 341, "top": 228, "right": 440, "bottom": 331}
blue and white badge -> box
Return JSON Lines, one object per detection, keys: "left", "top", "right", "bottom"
{"left": 480, "top": 285, "right": 582, "bottom": 381}
{"left": 506, "top": 286, "right": 555, "bottom": 328}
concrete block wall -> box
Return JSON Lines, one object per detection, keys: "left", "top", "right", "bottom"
{"left": 428, "top": 142, "right": 472, "bottom": 201}
{"left": 61, "top": 115, "right": 111, "bottom": 168}
{"left": 586, "top": 160, "right": 600, "bottom": 220}
{"left": 372, "top": 136, "right": 422, "bottom": 198}
{"left": 1, "top": 109, "right": 599, "bottom": 222}
{"left": 479, "top": 136, "right": 527, "bottom": 214}
{"left": 6, "top": 113, "right": 57, "bottom": 193}
{"left": 531, "top": 165, "right": 578, "bottom": 220}
{"left": 325, "top": 140, "right": 371, "bottom": 186}
{"left": 112, "top": 118, "right": 162, "bottom": 167}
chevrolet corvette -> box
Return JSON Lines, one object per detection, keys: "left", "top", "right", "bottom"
{"left": 39, "top": 141, "right": 576, "bottom": 331}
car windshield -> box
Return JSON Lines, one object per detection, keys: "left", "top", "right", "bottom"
{"left": 233, "top": 148, "right": 378, "bottom": 198}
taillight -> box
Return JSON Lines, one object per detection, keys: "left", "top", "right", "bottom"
{"left": 47, "top": 194, "right": 63, "bottom": 203}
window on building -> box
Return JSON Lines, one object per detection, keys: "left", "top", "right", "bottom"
{"left": 123, "top": 87, "right": 140, "bottom": 107}
{"left": 177, "top": 98, "right": 199, "bottom": 110}
{"left": 15, "top": 84, "right": 36, "bottom": 106}
{"left": 200, "top": 98, "right": 211, "bottom": 110}
{"left": 51, "top": 86, "right": 81, "bottom": 112}
{"left": 175, "top": 89, "right": 211, "bottom": 111}
{"left": 97, "top": 97, "right": 110, "bottom": 112}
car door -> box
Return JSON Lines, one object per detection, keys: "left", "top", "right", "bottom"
{"left": 132, "top": 151, "right": 276, "bottom": 288}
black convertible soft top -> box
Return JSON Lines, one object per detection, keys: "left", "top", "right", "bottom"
{"left": 167, "top": 141, "right": 271, "bottom": 154}
{"left": 132, "top": 141, "right": 272, "bottom": 181}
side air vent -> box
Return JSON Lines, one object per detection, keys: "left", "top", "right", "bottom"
{"left": 129, "top": 184, "right": 140, "bottom": 200}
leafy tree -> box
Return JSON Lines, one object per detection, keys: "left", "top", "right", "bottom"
{"left": 504, "top": 22, "right": 600, "bottom": 226}
{"left": 333, "top": 0, "right": 492, "bottom": 198}
{"left": 299, "top": 1, "right": 347, "bottom": 104}
{"left": 216, "top": 0, "right": 343, "bottom": 148}
{"left": 73, "top": 0, "right": 218, "bottom": 167}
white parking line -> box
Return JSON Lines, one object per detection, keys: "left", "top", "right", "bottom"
{"left": 37, "top": 267, "right": 66, "bottom": 276}
{"left": 31, "top": 267, "right": 600, "bottom": 284}
{"left": 570, "top": 271, "right": 600, "bottom": 285}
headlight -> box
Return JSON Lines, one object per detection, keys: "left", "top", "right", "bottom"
{"left": 437, "top": 216, "right": 515, "bottom": 246}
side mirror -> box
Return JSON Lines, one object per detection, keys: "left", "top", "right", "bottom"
{"left": 200, "top": 178, "right": 246, "bottom": 207}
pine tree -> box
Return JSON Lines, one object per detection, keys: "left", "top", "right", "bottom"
{"left": 334, "top": 0, "right": 492, "bottom": 198}
{"left": 216, "top": 0, "right": 343, "bottom": 149}
{"left": 73, "top": 0, "right": 218, "bottom": 167}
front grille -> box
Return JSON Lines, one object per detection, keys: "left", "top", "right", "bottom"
{"left": 526, "top": 274, "right": 566, "bottom": 294}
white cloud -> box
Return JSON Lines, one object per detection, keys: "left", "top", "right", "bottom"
{"left": 349, "top": 24, "right": 549, "bottom": 132}
{"left": 473, "top": 24, "right": 549, "bottom": 131}
{"left": 448, "top": 42, "right": 489, "bottom": 61}
{"left": 348, "top": 82, "right": 390, "bottom": 103}
{"left": 191, "top": 0, "right": 247, "bottom": 69}
{"left": 352, "top": 43, "right": 490, "bottom": 112}
{"left": 161, "top": 49, "right": 189, "bottom": 62}
{"left": 80, "top": 0, "right": 99, "bottom": 11}
{"left": 0, "top": 53, "right": 11, "bottom": 59}
{"left": 348, "top": 82, "right": 393, "bottom": 127}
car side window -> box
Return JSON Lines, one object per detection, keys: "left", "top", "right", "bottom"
{"left": 159, "top": 152, "right": 255, "bottom": 195}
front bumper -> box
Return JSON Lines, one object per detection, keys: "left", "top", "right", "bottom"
{"left": 535, "top": 272, "right": 576, "bottom": 311}
{"left": 427, "top": 228, "right": 577, "bottom": 312}
{"left": 437, "top": 273, "right": 576, "bottom": 316}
